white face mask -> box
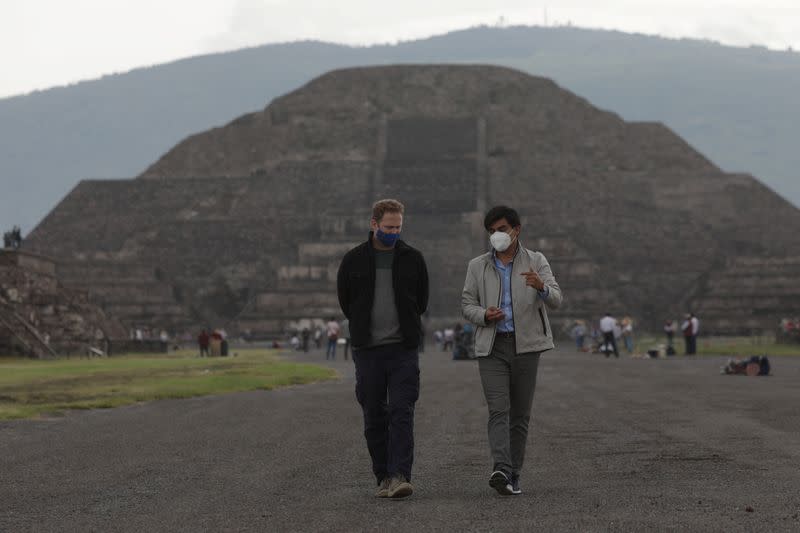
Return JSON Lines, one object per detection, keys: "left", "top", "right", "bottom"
{"left": 490, "top": 231, "right": 513, "bottom": 252}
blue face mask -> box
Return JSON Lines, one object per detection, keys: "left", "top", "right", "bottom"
{"left": 376, "top": 228, "right": 400, "bottom": 247}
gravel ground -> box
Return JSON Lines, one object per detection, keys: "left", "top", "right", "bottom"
{"left": 2, "top": 347, "right": 799, "bottom": 532}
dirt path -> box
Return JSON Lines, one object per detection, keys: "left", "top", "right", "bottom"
{"left": 2, "top": 348, "right": 798, "bottom": 532}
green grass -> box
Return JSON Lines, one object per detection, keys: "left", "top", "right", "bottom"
{"left": 633, "top": 336, "right": 800, "bottom": 357}
{"left": 696, "top": 337, "right": 800, "bottom": 357}
{"left": 0, "top": 348, "right": 336, "bottom": 420}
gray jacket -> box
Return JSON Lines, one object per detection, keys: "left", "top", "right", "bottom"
{"left": 461, "top": 243, "right": 562, "bottom": 357}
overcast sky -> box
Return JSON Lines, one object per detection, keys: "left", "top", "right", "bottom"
{"left": 2, "top": 0, "right": 798, "bottom": 99}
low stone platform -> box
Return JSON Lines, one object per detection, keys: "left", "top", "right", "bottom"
{"left": 0, "top": 250, "right": 126, "bottom": 357}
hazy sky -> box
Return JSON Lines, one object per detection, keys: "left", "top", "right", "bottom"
{"left": 2, "top": 0, "right": 798, "bottom": 98}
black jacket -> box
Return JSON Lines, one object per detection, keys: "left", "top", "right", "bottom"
{"left": 337, "top": 233, "right": 429, "bottom": 350}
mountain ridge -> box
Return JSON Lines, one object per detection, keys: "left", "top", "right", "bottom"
{"left": 2, "top": 25, "right": 799, "bottom": 234}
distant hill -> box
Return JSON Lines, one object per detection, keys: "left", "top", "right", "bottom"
{"left": 2, "top": 25, "right": 799, "bottom": 234}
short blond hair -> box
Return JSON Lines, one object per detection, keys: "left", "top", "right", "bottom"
{"left": 372, "top": 199, "right": 404, "bottom": 222}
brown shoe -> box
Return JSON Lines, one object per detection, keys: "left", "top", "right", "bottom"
{"left": 387, "top": 475, "right": 413, "bottom": 499}
{"left": 375, "top": 478, "right": 391, "bottom": 498}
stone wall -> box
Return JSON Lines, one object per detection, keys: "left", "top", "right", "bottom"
{"left": 0, "top": 250, "right": 56, "bottom": 276}
{"left": 0, "top": 250, "right": 126, "bottom": 357}
{"left": 386, "top": 118, "right": 477, "bottom": 160}
{"left": 691, "top": 256, "right": 800, "bottom": 335}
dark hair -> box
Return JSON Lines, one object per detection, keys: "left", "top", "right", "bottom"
{"left": 483, "top": 206, "right": 521, "bottom": 231}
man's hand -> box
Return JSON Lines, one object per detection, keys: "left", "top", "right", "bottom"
{"left": 521, "top": 268, "right": 545, "bottom": 291}
{"left": 485, "top": 306, "right": 505, "bottom": 323}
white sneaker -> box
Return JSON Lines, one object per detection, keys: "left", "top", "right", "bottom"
{"left": 387, "top": 475, "right": 413, "bottom": 499}
{"left": 375, "top": 478, "right": 391, "bottom": 498}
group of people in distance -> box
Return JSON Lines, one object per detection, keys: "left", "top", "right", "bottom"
{"left": 1, "top": 225, "right": 22, "bottom": 249}
{"left": 287, "top": 319, "right": 352, "bottom": 360}
{"left": 336, "top": 200, "right": 561, "bottom": 499}
{"left": 569, "top": 312, "right": 700, "bottom": 358}
{"left": 433, "top": 324, "right": 475, "bottom": 359}
{"left": 197, "top": 328, "right": 229, "bottom": 357}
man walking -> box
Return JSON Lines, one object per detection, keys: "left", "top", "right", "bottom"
{"left": 337, "top": 199, "right": 429, "bottom": 499}
{"left": 599, "top": 313, "right": 619, "bottom": 358}
{"left": 462, "top": 206, "right": 562, "bottom": 496}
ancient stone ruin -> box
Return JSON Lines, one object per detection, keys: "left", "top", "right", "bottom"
{"left": 25, "top": 65, "right": 800, "bottom": 336}
{"left": 0, "top": 250, "right": 126, "bottom": 357}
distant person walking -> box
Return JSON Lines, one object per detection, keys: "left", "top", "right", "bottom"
{"left": 197, "top": 329, "right": 209, "bottom": 357}
{"left": 443, "top": 327, "right": 455, "bottom": 351}
{"left": 461, "top": 205, "right": 562, "bottom": 496}
{"left": 600, "top": 313, "right": 619, "bottom": 358}
{"left": 210, "top": 329, "right": 223, "bottom": 356}
{"left": 433, "top": 329, "right": 443, "bottom": 351}
{"left": 682, "top": 313, "right": 699, "bottom": 355}
{"left": 337, "top": 199, "right": 429, "bottom": 499}
{"left": 325, "top": 317, "right": 340, "bottom": 360}
{"left": 621, "top": 317, "right": 634, "bottom": 354}
{"left": 314, "top": 328, "right": 323, "bottom": 350}
{"left": 219, "top": 328, "right": 229, "bottom": 356}
{"left": 340, "top": 319, "right": 351, "bottom": 360}
{"left": 301, "top": 328, "right": 310, "bottom": 353}
{"left": 452, "top": 323, "right": 465, "bottom": 360}
{"left": 664, "top": 320, "right": 676, "bottom": 353}
{"left": 571, "top": 320, "right": 587, "bottom": 351}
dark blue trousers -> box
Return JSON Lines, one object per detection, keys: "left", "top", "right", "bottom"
{"left": 353, "top": 344, "right": 420, "bottom": 484}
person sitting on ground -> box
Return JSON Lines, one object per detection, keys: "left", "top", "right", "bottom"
{"left": 721, "top": 356, "right": 770, "bottom": 376}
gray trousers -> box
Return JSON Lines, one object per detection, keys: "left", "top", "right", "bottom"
{"left": 478, "top": 335, "right": 541, "bottom": 477}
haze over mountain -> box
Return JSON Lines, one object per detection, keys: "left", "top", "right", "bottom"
{"left": 2, "top": 25, "right": 799, "bottom": 234}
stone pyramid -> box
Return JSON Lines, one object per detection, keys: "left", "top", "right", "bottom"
{"left": 27, "top": 65, "right": 800, "bottom": 336}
